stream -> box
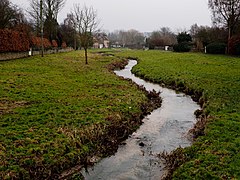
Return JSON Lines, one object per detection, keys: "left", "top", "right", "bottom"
{"left": 82, "top": 60, "right": 200, "bottom": 180}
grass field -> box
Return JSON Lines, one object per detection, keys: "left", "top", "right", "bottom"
{"left": 116, "top": 50, "right": 240, "bottom": 179}
{"left": 0, "top": 51, "right": 159, "bottom": 179}
{"left": 1, "top": 49, "right": 239, "bottom": 179}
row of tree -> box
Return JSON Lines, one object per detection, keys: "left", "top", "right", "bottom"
{"left": 28, "top": 0, "right": 99, "bottom": 63}
{"left": 106, "top": 25, "right": 228, "bottom": 52}
{"left": 107, "top": 28, "right": 177, "bottom": 50}
{"left": 108, "top": 0, "right": 240, "bottom": 54}
{"left": 0, "top": 0, "right": 100, "bottom": 63}
{"left": 1, "top": 0, "right": 240, "bottom": 59}
{"left": 108, "top": 30, "right": 145, "bottom": 49}
{"left": 28, "top": 0, "right": 65, "bottom": 47}
{"left": 0, "top": 0, "right": 66, "bottom": 51}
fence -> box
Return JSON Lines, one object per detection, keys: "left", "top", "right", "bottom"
{"left": 0, "top": 48, "right": 73, "bottom": 61}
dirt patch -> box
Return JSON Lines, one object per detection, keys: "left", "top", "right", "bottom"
{"left": 0, "top": 99, "right": 30, "bottom": 115}
{"left": 107, "top": 59, "right": 129, "bottom": 71}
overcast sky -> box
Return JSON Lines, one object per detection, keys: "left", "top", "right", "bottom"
{"left": 10, "top": 0, "right": 212, "bottom": 32}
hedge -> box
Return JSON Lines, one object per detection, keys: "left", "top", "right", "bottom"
{"left": 31, "top": 38, "right": 67, "bottom": 50}
{"left": 206, "top": 42, "right": 226, "bottom": 54}
{"left": 173, "top": 42, "right": 191, "bottom": 52}
{"left": 52, "top": 40, "right": 58, "bottom": 48}
{"left": 31, "top": 36, "right": 52, "bottom": 50}
{"left": 0, "top": 29, "right": 68, "bottom": 53}
{"left": 62, "top": 42, "right": 67, "bottom": 49}
{"left": 0, "top": 29, "right": 30, "bottom": 52}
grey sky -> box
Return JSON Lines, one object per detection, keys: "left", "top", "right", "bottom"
{"left": 11, "top": 0, "right": 212, "bottom": 32}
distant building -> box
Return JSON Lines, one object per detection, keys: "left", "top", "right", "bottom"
{"left": 93, "top": 33, "right": 110, "bottom": 49}
{"left": 111, "top": 42, "right": 122, "bottom": 48}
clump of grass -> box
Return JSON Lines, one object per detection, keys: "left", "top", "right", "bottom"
{"left": 158, "top": 147, "right": 186, "bottom": 180}
{"left": 188, "top": 110, "right": 210, "bottom": 140}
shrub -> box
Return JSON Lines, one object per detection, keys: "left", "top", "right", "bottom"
{"left": 206, "top": 43, "right": 226, "bottom": 54}
{"left": 52, "top": 40, "right": 58, "bottom": 48}
{"left": 173, "top": 42, "right": 191, "bottom": 52}
{"left": 61, "top": 42, "right": 67, "bottom": 49}
{"left": 228, "top": 35, "right": 240, "bottom": 55}
{"left": 43, "top": 38, "right": 52, "bottom": 50}
{"left": 0, "top": 29, "right": 29, "bottom": 52}
{"left": 177, "top": 32, "right": 192, "bottom": 44}
{"left": 173, "top": 32, "right": 192, "bottom": 52}
{"left": 31, "top": 37, "right": 52, "bottom": 50}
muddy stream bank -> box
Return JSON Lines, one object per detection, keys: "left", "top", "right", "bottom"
{"left": 82, "top": 60, "right": 200, "bottom": 180}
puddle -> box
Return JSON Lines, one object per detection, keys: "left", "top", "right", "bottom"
{"left": 82, "top": 60, "right": 200, "bottom": 180}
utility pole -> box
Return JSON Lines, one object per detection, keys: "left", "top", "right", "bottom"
{"left": 40, "top": 0, "right": 44, "bottom": 57}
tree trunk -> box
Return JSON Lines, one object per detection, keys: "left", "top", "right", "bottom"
{"left": 227, "top": 26, "right": 233, "bottom": 54}
{"left": 84, "top": 48, "right": 88, "bottom": 64}
{"left": 74, "top": 31, "right": 77, "bottom": 50}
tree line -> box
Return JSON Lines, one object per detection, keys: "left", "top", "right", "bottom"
{"left": 0, "top": 0, "right": 99, "bottom": 63}
{"left": 1, "top": 0, "right": 240, "bottom": 59}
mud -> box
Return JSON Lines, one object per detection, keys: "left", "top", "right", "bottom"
{"left": 82, "top": 60, "right": 200, "bottom": 180}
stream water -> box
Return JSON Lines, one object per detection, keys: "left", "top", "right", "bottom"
{"left": 82, "top": 60, "right": 200, "bottom": 180}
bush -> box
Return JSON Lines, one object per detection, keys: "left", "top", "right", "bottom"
{"left": 228, "top": 35, "right": 240, "bottom": 55}
{"left": 0, "top": 29, "right": 30, "bottom": 52}
{"left": 31, "top": 37, "right": 52, "bottom": 50}
{"left": 51, "top": 40, "right": 58, "bottom": 48}
{"left": 173, "top": 42, "right": 191, "bottom": 52}
{"left": 206, "top": 43, "right": 226, "bottom": 54}
{"left": 61, "top": 42, "right": 67, "bottom": 49}
{"left": 177, "top": 32, "right": 192, "bottom": 44}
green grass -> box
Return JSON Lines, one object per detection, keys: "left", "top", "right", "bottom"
{"left": 116, "top": 50, "right": 240, "bottom": 179}
{"left": 0, "top": 51, "right": 151, "bottom": 179}
{"left": 1, "top": 49, "right": 239, "bottom": 179}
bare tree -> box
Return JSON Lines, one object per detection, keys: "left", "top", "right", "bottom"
{"left": 42, "top": 0, "right": 65, "bottom": 20}
{"left": 28, "top": 0, "right": 40, "bottom": 35}
{"left": 190, "top": 24, "right": 228, "bottom": 51}
{"left": 0, "top": 0, "right": 24, "bottom": 29}
{"left": 60, "top": 13, "right": 78, "bottom": 49}
{"left": 147, "top": 27, "right": 176, "bottom": 49}
{"left": 118, "top": 30, "right": 127, "bottom": 47}
{"left": 28, "top": 0, "right": 65, "bottom": 37}
{"left": 108, "top": 29, "right": 145, "bottom": 48}
{"left": 208, "top": 0, "right": 240, "bottom": 40}
{"left": 73, "top": 4, "right": 99, "bottom": 64}
{"left": 0, "top": 0, "right": 15, "bottom": 28}
{"left": 124, "top": 29, "right": 145, "bottom": 48}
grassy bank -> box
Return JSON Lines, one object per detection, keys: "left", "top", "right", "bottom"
{"left": 116, "top": 50, "right": 240, "bottom": 179}
{"left": 0, "top": 51, "right": 160, "bottom": 179}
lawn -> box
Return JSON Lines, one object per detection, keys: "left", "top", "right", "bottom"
{"left": 0, "top": 51, "right": 158, "bottom": 179}
{"left": 116, "top": 50, "right": 240, "bottom": 179}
